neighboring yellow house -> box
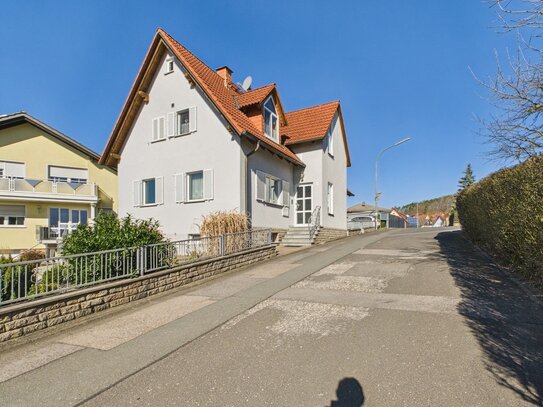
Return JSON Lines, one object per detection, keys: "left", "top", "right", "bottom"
{"left": 0, "top": 112, "right": 117, "bottom": 256}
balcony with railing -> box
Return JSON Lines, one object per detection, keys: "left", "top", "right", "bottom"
{"left": 37, "top": 223, "right": 79, "bottom": 244}
{"left": 0, "top": 177, "right": 97, "bottom": 203}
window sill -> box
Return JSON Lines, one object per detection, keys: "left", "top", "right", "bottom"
{"left": 328, "top": 152, "right": 334, "bottom": 159}
{"left": 169, "top": 131, "right": 194, "bottom": 139}
{"left": 185, "top": 199, "right": 207, "bottom": 204}
{"left": 140, "top": 203, "right": 159, "bottom": 207}
{"left": 150, "top": 138, "right": 167, "bottom": 144}
{"left": 328, "top": 213, "right": 334, "bottom": 216}
{"left": 164, "top": 70, "right": 174, "bottom": 75}
{"left": 260, "top": 200, "right": 284, "bottom": 208}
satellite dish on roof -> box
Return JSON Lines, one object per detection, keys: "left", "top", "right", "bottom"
{"left": 241, "top": 76, "right": 253, "bottom": 91}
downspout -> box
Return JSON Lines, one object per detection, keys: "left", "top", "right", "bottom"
{"left": 245, "top": 140, "right": 261, "bottom": 223}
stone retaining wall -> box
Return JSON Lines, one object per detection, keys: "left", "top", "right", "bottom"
{"left": 314, "top": 228, "right": 349, "bottom": 245}
{"left": 0, "top": 245, "right": 277, "bottom": 343}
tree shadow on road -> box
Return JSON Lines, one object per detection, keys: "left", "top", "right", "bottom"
{"left": 435, "top": 230, "right": 543, "bottom": 405}
{"left": 329, "top": 377, "right": 365, "bottom": 407}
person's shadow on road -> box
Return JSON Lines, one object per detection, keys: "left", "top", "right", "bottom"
{"left": 329, "top": 377, "right": 365, "bottom": 407}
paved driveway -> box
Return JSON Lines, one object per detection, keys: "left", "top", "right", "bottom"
{"left": 2, "top": 228, "right": 543, "bottom": 406}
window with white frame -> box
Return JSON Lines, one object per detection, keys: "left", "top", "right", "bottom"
{"left": 133, "top": 177, "right": 164, "bottom": 207}
{"left": 48, "top": 166, "right": 88, "bottom": 184}
{"left": 165, "top": 107, "right": 197, "bottom": 138}
{"left": 0, "top": 205, "right": 25, "bottom": 226}
{"left": 165, "top": 58, "right": 174, "bottom": 74}
{"left": 0, "top": 161, "right": 25, "bottom": 179}
{"left": 255, "top": 170, "right": 289, "bottom": 207}
{"left": 187, "top": 171, "right": 203, "bottom": 201}
{"left": 263, "top": 97, "right": 279, "bottom": 141}
{"left": 177, "top": 109, "right": 190, "bottom": 136}
{"left": 143, "top": 178, "right": 156, "bottom": 205}
{"left": 174, "top": 169, "right": 213, "bottom": 203}
{"left": 327, "top": 182, "right": 334, "bottom": 215}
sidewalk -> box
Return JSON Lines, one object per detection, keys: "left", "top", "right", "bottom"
{"left": 0, "top": 231, "right": 385, "bottom": 407}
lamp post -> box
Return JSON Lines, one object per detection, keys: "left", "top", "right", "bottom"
{"left": 374, "top": 137, "right": 411, "bottom": 230}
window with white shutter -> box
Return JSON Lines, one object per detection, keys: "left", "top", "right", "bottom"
{"left": 256, "top": 170, "right": 266, "bottom": 202}
{"left": 189, "top": 106, "right": 197, "bottom": 133}
{"left": 133, "top": 180, "right": 142, "bottom": 207}
{"left": 174, "top": 173, "right": 185, "bottom": 203}
{"left": 327, "top": 182, "right": 334, "bottom": 215}
{"left": 0, "top": 205, "right": 25, "bottom": 226}
{"left": 203, "top": 169, "right": 214, "bottom": 200}
{"left": 0, "top": 161, "right": 25, "bottom": 179}
{"left": 167, "top": 112, "right": 175, "bottom": 137}
{"left": 152, "top": 116, "right": 166, "bottom": 141}
{"left": 282, "top": 180, "right": 290, "bottom": 207}
{"left": 155, "top": 177, "right": 164, "bottom": 204}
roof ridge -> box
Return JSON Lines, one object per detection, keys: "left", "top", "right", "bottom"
{"left": 242, "top": 83, "right": 275, "bottom": 93}
{"left": 158, "top": 28, "right": 226, "bottom": 85}
{"left": 285, "top": 100, "right": 339, "bottom": 115}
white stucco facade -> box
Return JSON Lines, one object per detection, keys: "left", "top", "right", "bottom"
{"left": 118, "top": 53, "right": 242, "bottom": 239}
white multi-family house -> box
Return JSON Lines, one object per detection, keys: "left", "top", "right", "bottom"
{"left": 100, "top": 28, "right": 351, "bottom": 245}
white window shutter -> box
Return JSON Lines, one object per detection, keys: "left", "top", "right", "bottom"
{"left": 167, "top": 112, "right": 175, "bottom": 137}
{"left": 133, "top": 180, "right": 142, "bottom": 207}
{"left": 152, "top": 118, "right": 158, "bottom": 141}
{"left": 155, "top": 177, "right": 164, "bottom": 204}
{"left": 203, "top": 169, "right": 214, "bottom": 200}
{"left": 256, "top": 170, "right": 266, "bottom": 202}
{"left": 174, "top": 173, "right": 185, "bottom": 203}
{"left": 282, "top": 180, "right": 290, "bottom": 207}
{"left": 158, "top": 116, "right": 166, "bottom": 140}
{"left": 189, "top": 106, "right": 197, "bottom": 133}
{"left": 265, "top": 177, "right": 271, "bottom": 203}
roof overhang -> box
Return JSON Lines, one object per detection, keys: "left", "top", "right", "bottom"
{"left": 0, "top": 113, "right": 101, "bottom": 162}
{"left": 241, "top": 131, "right": 305, "bottom": 167}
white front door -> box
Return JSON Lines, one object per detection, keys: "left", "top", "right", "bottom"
{"left": 296, "top": 184, "right": 313, "bottom": 225}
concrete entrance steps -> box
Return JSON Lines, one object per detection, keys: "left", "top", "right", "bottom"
{"left": 280, "top": 226, "right": 319, "bottom": 246}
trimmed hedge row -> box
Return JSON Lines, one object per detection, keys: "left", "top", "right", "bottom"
{"left": 457, "top": 156, "right": 543, "bottom": 282}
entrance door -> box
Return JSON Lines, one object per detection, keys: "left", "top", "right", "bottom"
{"left": 296, "top": 184, "right": 313, "bottom": 225}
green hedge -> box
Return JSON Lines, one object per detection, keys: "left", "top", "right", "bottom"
{"left": 457, "top": 156, "right": 543, "bottom": 282}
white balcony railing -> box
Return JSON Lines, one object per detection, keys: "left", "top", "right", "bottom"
{"left": 0, "top": 177, "right": 97, "bottom": 199}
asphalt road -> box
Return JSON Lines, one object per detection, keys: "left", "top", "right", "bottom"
{"left": 2, "top": 228, "right": 543, "bottom": 406}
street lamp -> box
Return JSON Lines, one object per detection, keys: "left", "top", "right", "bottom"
{"left": 374, "top": 137, "right": 411, "bottom": 230}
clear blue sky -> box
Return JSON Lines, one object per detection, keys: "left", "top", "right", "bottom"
{"left": 0, "top": 1, "right": 513, "bottom": 208}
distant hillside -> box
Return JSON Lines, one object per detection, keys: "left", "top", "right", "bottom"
{"left": 400, "top": 194, "right": 455, "bottom": 215}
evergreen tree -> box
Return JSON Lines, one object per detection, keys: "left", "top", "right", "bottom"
{"left": 458, "top": 164, "right": 475, "bottom": 192}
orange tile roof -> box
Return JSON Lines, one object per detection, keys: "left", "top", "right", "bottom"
{"left": 159, "top": 30, "right": 302, "bottom": 165}
{"left": 236, "top": 84, "right": 275, "bottom": 108}
{"left": 101, "top": 29, "right": 351, "bottom": 168}
{"left": 282, "top": 101, "right": 340, "bottom": 144}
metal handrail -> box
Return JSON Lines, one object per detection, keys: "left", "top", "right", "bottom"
{"left": 307, "top": 205, "right": 321, "bottom": 240}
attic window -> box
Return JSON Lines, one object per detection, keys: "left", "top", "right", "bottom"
{"left": 165, "top": 58, "right": 174, "bottom": 74}
{"left": 263, "top": 96, "right": 279, "bottom": 142}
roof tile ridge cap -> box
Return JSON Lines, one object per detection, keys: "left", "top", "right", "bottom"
{"left": 285, "top": 100, "right": 340, "bottom": 115}
{"left": 242, "top": 83, "right": 276, "bottom": 93}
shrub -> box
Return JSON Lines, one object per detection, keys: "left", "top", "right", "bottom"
{"left": 200, "top": 211, "right": 249, "bottom": 236}
{"left": 457, "top": 155, "right": 543, "bottom": 282}
{"left": 20, "top": 249, "right": 46, "bottom": 262}
{"left": 61, "top": 212, "right": 166, "bottom": 255}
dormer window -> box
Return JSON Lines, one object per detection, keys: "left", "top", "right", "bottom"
{"left": 263, "top": 97, "right": 278, "bottom": 142}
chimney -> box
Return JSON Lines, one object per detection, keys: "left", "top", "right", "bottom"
{"left": 216, "top": 65, "right": 233, "bottom": 87}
